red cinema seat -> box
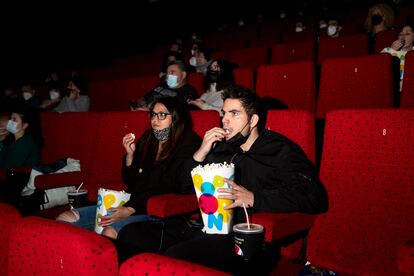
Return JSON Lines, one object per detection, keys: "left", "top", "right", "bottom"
{"left": 123, "top": 75, "right": 160, "bottom": 110}
{"left": 0, "top": 202, "right": 21, "bottom": 276}
{"left": 234, "top": 67, "right": 254, "bottom": 90}
{"left": 318, "top": 34, "right": 369, "bottom": 64}
{"left": 316, "top": 54, "right": 393, "bottom": 118}
{"left": 271, "top": 40, "right": 314, "bottom": 65}
{"left": 188, "top": 72, "right": 205, "bottom": 96}
{"left": 230, "top": 47, "right": 269, "bottom": 70}
{"left": 8, "top": 216, "right": 118, "bottom": 276}
{"left": 401, "top": 51, "right": 414, "bottom": 108}
{"left": 256, "top": 61, "right": 316, "bottom": 112}
{"left": 88, "top": 79, "right": 125, "bottom": 112}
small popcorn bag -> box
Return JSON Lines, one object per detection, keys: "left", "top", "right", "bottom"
{"left": 94, "top": 188, "right": 131, "bottom": 234}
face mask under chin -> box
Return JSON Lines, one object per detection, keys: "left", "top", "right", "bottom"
{"left": 224, "top": 132, "right": 249, "bottom": 148}
{"left": 153, "top": 127, "right": 170, "bottom": 141}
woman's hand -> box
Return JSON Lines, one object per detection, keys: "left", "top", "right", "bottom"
{"left": 188, "top": 99, "right": 205, "bottom": 109}
{"left": 193, "top": 127, "right": 227, "bottom": 162}
{"left": 391, "top": 39, "right": 404, "bottom": 51}
{"left": 217, "top": 178, "right": 254, "bottom": 210}
{"left": 123, "top": 133, "right": 136, "bottom": 166}
{"left": 98, "top": 206, "right": 135, "bottom": 227}
{"left": 123, "top": 133, "right": 136, "bottom": 154}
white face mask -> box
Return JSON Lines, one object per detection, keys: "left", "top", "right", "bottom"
{"left": 49, "top": 90, "right": 60, "bottom": 100}
{"left": 295, "top": 26, "right": 304, "bottom": 33}
{"left": 320, "top": 22, "right": 327, "bottom": 29}
{"left": 189, "top": 56, "right": 197, "bottom": 67}
{"left": 327, "top": 25, "right": 338, "bottom": 36}
{"left": 6, "top": 120, "right": 18, "bottom": 134}
{"left": 23, "top": 92, "right": 33, "bottom": 101}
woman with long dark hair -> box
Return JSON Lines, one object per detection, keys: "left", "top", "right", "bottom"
{"left": 57, "top": 97, "right": 201, "bottom": 239}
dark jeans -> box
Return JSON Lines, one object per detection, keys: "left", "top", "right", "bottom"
{"left": 116, "top": 216, "right": 279, "bottom": 275}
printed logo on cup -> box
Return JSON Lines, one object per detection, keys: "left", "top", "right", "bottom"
{"left": 191, "top": 163, "right": 235, "bottom": 234}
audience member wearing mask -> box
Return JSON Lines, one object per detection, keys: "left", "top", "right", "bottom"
{"left": 0, "top": 114, "right": 12, "bottom": 152}
{"left": 54, "top": 77, "right": 90, "bottom": 113}
{"left": 0, "top": 108, "right": 40, "bottom": 168}
{"left": 40, "top": 89, "right": 62, "bottom": 111}
{"left": 381, "top": 24, "right": 414, "bottom": 91}
{"left": 131, "top": 61, "right": 197, "bottom": 111}
{"left": 365, "top": 3, "right": 395, "bottom": 52}
{"left": 326, "top": 19, "right": 342, "bottom": 38}
{"left": 189, "top": 46, "right": 212, "bottom": 75}
{"left": 159, "top": 50, "right": 184, "bottom": 79}
{"left": 188, "top": 59, "right": 235, "bottom": 115}
{"left": 57, "top": 97, "right": 201, "bottom": 240}
{"left": 21, "top": 84, "right": 41, "bottom": 110}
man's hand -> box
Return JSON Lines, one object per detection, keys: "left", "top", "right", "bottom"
{"left": 218, "top": 178, "right": 254, "bottom": 209}
{"left": 193, "top": 127, "right": 227, "bottom": 162}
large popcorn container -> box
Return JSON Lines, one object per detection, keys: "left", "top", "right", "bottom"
{"left": 94, "top": 188, "right": 131, "bottom": 234}
{"left": 191, "top": 163, "right": 235, "bottom": 234}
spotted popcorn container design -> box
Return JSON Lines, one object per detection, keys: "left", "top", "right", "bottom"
{"left": 191, "top": 163, "right": 235, "bottom": 234}
{"left": 94, "top": 188, "right": 131, "bottom": 234}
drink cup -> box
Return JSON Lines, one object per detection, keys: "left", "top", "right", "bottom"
{"left": 67, "top": 190, "right": 88, "bottom": 208}
{"left": 233, "top": 223, "right": 265, "bottom": 261}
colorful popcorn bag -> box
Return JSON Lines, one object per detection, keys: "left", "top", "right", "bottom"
{"left": 191, "top": 162, "right": 235, "bottom": 234}
{"left": 94, "top": 188, "right": 131, "bottom": 234}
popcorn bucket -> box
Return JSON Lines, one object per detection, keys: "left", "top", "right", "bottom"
{"left": 94, "top": 188, "right": 131, "bottom": 234}
{"left": 191, "top": 163, "right": 235, "bottom": 234}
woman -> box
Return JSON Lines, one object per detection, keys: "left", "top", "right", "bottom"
{"left": 187, "top": 59, "right": 235, "bottom": 115}
{"left": 54, "top": 77, "right": 90, "bottom": 112}
{"left": 382, "top": 24, "right": 414, "bottom": 91}
{"left": 57, "top": 97, "right": 201, "bottom": 239}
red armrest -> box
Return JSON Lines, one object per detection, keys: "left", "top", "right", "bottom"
{"left": 252, "top": 212, "right": 316, "bottom": 243}
{"left": 0, "top": 166, "right": 32, "bottom": 182}
{"left": 34, "top": 171, "right": 84, "bottom": 190}
{"left": 147, "top": 193, "right": 198, "bottom": 218}
{"left": 398, "top": 239, "right": 414, "bottom": 274}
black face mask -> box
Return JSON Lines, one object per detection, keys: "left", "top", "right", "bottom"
{"left": 224, "top": 132, "right": 249, "bottom": 148}
{"left": 206, "top": 70, "right": 220, "bottom": 83}
{"left": 371, "top": 14, "right": 383, "bottom": 26}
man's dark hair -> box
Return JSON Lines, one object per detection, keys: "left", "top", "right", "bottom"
{"left": 167, "top": 60, "right": 187, "bottom": 73}
{"left": 222, "top": 85, "right": 266, "bottom": 131}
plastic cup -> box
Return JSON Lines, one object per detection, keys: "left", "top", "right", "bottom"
{"left": 67, "top": 190, "right": 88, "bottom": 208}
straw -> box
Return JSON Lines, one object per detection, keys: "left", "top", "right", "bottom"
{"left": 76, "top": 182, "right": 84, "bottom": 192}
{"left": 242, "top": 202, "right": 250, "bottom": 229}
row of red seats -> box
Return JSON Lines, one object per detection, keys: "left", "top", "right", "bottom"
{"left": 1, "top": 108, "right": 413, "bottom": 275}
{"left": 0, "top": 204, "right": 229, "bottom": 275}
{"left": 88, "top": 52, "right": 414, "bottom": 117}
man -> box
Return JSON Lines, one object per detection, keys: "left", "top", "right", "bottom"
{"left": 117, "top": 86, "right": 328, "bottom": 273}
{"left": 131, "top": 60, "right": 198, "bottom": 110}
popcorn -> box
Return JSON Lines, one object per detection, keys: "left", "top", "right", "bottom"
{"left": 191, "top": 162, "right": 234, "bottom": 174}
{"left": 131, "top": 133, "right": 135, "bottom": 139}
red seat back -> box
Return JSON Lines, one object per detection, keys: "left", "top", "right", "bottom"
{"left": 308, "top": 109, "right": 414, "bottom": 274}
{"left": 234, "top": 67, "right": 254, "bottom": 90}
{"left": 0, "top": 203, "right": 21, "bottom": 276}
{"left": 316, "top": 54, "right": 393, "bottom": 118}
{"left": 230, "top": 47, "right": 269, "bottom": 70}
{"left": 256, "top": 61, "right": 316, "bottom": 112}
{"left": 401, "top": 51, "right": 414, "bottom": 108}
{"left": 187, "top": 72, "right": 205, "bottom": 96}
{"left": 375, "top": 30, "right": 398, "bottom": 54}
{"left": 40, "top": 112, "right": 100, "bottom": 178}
{"left": 8, "top": 217, "right": 118, "bottom": 276}
{"left": 88, "top": 111, "right": 149, "bottom": 200}
{"left": 190, "top": 110, "right": 221, "bottom": 138}
{"left": 265, "top": 110, "right": 315, "bottom": 163}
{"left": 271, "top": 40, "right": 314, "bottom": 64}
{"left": 88, "top": 79, "right": 125, "bottom": 111}
{"left": 124, "top": 75, "right": 160, "bottom": 110}
{"left": 318, "top": 34, "right": 369, "bottom": 64}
